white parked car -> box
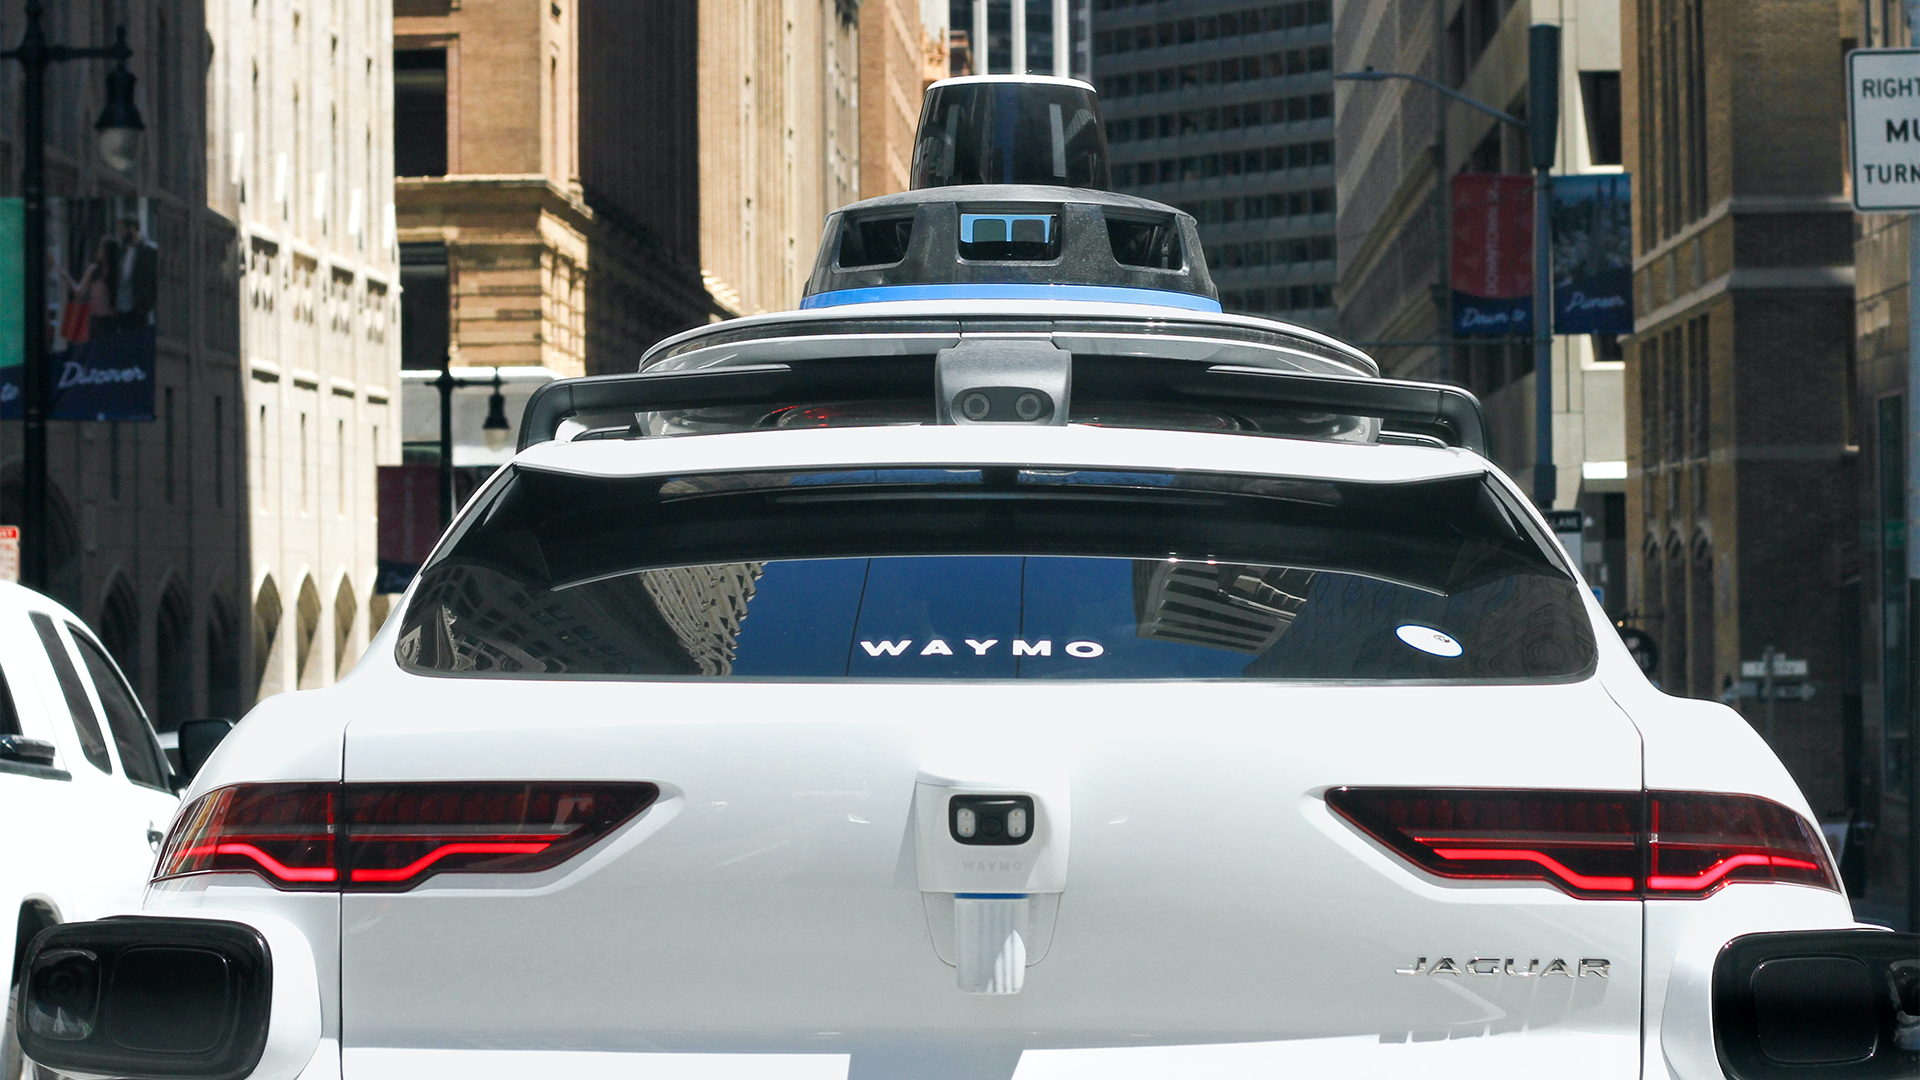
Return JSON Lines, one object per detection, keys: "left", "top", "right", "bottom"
{"left": 0, "top": 583, "right": 178, "bottom": 1076}
{"left": 13, "top": 77, "right": 1916, "bottom": 1080}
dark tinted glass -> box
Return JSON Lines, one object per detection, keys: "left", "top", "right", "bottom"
{"left": 71, "top": 629, "right": 169, "bottom": 789}
{"left": 837, "top": 215, "right": 915, "bottom": 268}
{"left": 31, "top": 612, "right": 111, "bottom": 773}
{"left": 1106, "top": 214, "right": 1183, "bottom": 269}
{"left": 0, "top": 662, "right": 19, "bottom": 737}
{"left": 399, "top": 466, "right": 1596, "bottom": 682}
{"left": 911, "top": 82, "right": 1111, "bottom": 189}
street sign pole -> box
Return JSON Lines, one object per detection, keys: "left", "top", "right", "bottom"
{"left": 1762, "top": 645, "right": 1778, "bottom": 748}
{"left": 1528, "top": 25, "right": 1559, "bottom": 509}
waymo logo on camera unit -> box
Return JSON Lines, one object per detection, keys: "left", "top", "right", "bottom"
{"left": 858, "top": 638, "right": 1105, "bottom": 658}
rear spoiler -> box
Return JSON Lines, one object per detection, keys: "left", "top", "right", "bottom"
{"left": 518, "top": 356, "right": 1489, "bottom": 457}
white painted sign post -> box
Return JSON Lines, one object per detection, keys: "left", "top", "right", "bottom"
{"left": 1849, "top": 48, "right": 1920, "bottom": 211}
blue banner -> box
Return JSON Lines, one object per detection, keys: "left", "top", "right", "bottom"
{"left": 0, "top": 197, "right": 159, "bottom": 421}
{"left": 0, "top": 324, "right": 157, "bottom": 421}
{"left": 1550, "top": 174, "right": 1634, "bottom": 336}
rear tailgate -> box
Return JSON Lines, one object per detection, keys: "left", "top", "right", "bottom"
{"left": 338, "top": 677, "right": 1643, "bottom": 1074}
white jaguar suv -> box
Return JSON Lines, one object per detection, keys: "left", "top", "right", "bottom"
{"left": 10, "top": 76, "right": 1914, "bottom": 1080}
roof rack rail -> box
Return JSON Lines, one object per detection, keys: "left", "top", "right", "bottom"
{"left": 517, "top": 357, "right": 1488, "bottom": 456}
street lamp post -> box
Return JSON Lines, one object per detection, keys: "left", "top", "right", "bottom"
{"left": 429, "top": 360, "right": 512, "bottom": 527}
{"left": 2, "top": 2, "right": 144, "bottom": 592}
{"left": 1336, "top": 23, "right": 1562, "bottom": 509}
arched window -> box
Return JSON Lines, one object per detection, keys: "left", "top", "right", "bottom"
{"left": 155, "top": 583, "right": 192, "bottom": 731}
{"left": 1663, "top": 536, "right": 1688, "bottom": 695}
{"left": 334, "top": 575, "right": 358, "bottom": 677}
{"left": 207, "top": 598, "right": 241, "bottom": 720}
{"left": 98, "top": 575, "right": 140, "bottom": 689}
{"left": 295, "top": 576, "right": 322, "bottom": 687}
{"left": 253, "top": 576, "right": 282, "bottom": 699}
{"left": 1690, "top": 535, "right": 1715, "bottom": 700}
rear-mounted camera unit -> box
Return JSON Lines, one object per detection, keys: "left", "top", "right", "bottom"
{"left": 934, "top": 340, "right": 1071, "bottom": 427}
{"left": 950, "top": 794, "right": 1035, "bottom": 845}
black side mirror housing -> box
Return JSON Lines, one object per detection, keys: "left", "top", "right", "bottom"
{"left": 1714, "top": 929, "right": 1920, "bottom": 1080}
{"left": 175, "top": 718, "right": 235, "bottom": 785}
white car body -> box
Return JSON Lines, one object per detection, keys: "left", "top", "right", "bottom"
{"left": 0, "top": 583, "right": 178, "bottom": 976}
{"left": 142, "top": 399, "right": 1859, "bottom": 1080}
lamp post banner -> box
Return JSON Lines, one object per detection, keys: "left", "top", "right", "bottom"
{"left": 1450, "top": 174, "right": 1533, "bottom": 336}
{"left": 0, "top": 196, "right": 156, "bottom": 422}
{"left": 1549, "top": 173, "right": 1634, "bottom": 335}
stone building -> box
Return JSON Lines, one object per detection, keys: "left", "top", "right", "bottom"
{"left": 700, "top": 0, "right": 863, "bottom": 315}
{"left": 392, "top": 0, "right": 713, "bottom": 456}
{"left": 206, "top": 0, "right": 400, "bottom": 702}
{"left": 1332, "top": 0, "right": 1627, "bottom": 591}
{"left": 1623, "top": 0, "right": 1861, "bottom": 859}
{"left": 0, "top": 1, "right": 248, "bottom": 727}
{"left": 1095, "top": 0, "right": 1338, "bottom": 326}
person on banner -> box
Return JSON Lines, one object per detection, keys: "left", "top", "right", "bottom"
{"left": 46, "top": 249, "right": 68, "bottom": 351}
{"left": 61, "top": 235, "right": 121, "bottom": 346}
{"left": 114, "top": 214, "right": 158, "bottom": 330}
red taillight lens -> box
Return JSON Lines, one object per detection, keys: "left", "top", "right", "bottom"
{"left": 157, "top": 783, "right": 339, "bottom": 887}
{"left": 157, "top": 782, "right": 658, "bottom": 892}
{"left": 1325, "top": 787, "right": 1839, "bottom": 900}
{"left": 1645, "top": 791, "right": 1837, "bottom": 896}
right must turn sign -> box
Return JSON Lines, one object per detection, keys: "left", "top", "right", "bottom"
{"left": 1849, "top": 48, "right": 1920, "bottom": 211}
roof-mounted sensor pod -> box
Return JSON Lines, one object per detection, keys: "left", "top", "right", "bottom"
{"left": 910, "top": 76, "right": 1110, "bottom": 190}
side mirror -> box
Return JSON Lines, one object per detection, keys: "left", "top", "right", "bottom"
{"left": 1714, "top": 929, "right": 1920, "bottom": 1079}
{"left": 0, "top": 734, "right": 58, "bottom": 767}
{"left": 175, "top": 719, "right": 234, "bottom": 785}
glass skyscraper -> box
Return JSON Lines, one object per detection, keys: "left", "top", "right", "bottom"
{"left": 1090, "top": 0, "right": 1335, "bottom": 325}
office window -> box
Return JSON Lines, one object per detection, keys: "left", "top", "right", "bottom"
{"left": 394, "top": 49, "right": 448, "bottom": 176}
{"left": 400, "top": 241, "right": 450, "bottom": 371}
{"left": 1580, "top": 71, "right": 1623, "bottom": 165}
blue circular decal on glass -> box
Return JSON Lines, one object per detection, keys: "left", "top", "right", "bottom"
{"left": 1396, "top": 625, "right": 1463, "bottom": 658}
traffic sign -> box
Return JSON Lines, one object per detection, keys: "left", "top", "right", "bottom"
{"left": 0, "top": 525, "right": 20, "bottom": 584}
{"left": 1848, "top": 48, "right": 1920, "bottom": 210}
{"left": 1730, "top": 680, "right": 1818, "bottom": 702}
{"left": 1741, "top": 657, "right": 1808, "bottom": 678}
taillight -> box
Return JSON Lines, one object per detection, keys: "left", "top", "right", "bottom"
{"left": 157, "top": 782, "right": 659, "bottom": 892}
{"left": 158, "top": 784, "right": 338, "bottom": 887}
{"left": 1325, "top": 787, "right": 1839, "bottom": 900}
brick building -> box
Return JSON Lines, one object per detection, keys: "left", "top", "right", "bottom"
{"left": 1623, "top": 0, "right": 1861, "bottom": 856}
{"left": 0, "top": 1, "right": 249, "bottom": 727}
{"left": 863, "top": 0, "right": 950, "bottom": 197}
{"left": 392, "top": 0, "right": 714, "bottom": 378}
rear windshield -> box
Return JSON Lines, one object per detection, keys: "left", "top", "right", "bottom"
{"left": 397, "top": 466, "right": 1596, "bottom": 682}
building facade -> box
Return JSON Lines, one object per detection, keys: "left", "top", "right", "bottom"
{"left": 863, "top": 0, "right": 950, "bottom": 197}
{"left": 1624, "top": 0, "right": 1864, "bottom": 881}
{"left": 0, "top": 1, "right": 248, "bottom": 728}
{"left": 207, "top": 0, "right": 400, "bottom": 703}
{"left": 1850, "top": 2, "right": 1914, "bottom": 926}
{"left": 1333, "top": 0, "right": 1627, "bottom": 596}
{"left": 1094, "top": 0, "right": 1336, "bottom": 325}
{"left": 700, "top": 0, "right": 863, "bottom": 315}
{"left": 392, "top": 0, "right": 713, "bottom": 485}
{"left": 950, "top": 0, "right": 1092, "bottom": 78}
